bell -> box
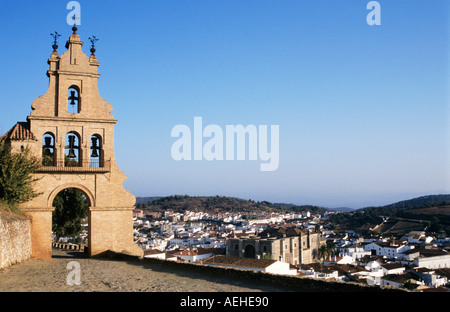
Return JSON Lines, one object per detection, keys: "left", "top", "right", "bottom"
{"left": 91, "top": 148, "right": 99, "bottom": 158}
{"left": 43, "top": 137, "right": 52, "bottom": 156}
{"left": 69, "top": 90, "right": 78, "bottom": 105}
{"left": 68, "top": 148, "right": 76, "bottom": 159}
{"left": 91, "top": 137, "right": 99, "bottom": 149}
{"left": 44, "top": 137, "right": 52, "bottom": 148}
{"left": 67, "top": 135, "right": 77, "bottom": 158}
{"left": 91, "top": 137, "right": 99, "bottom": 158}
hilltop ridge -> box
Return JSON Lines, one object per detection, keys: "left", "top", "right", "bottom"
{"left": 364, "top": 194, "right": 450, "bottom": 210}
{"left": 136, "top": 194, "right": 450, "bottom": 214}
{"left": 135, "top": 195, "right": 327, "bottom": 215}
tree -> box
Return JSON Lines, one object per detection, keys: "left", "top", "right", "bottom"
{"left": 52, "top": 188, "right": 88, "bottom": 241}
{"left": 261, "top": 252, "right": 274, "bottom": 260}
{"left": 318, "top": 241, "right": 335, "bottom": 263}
{"left": 403, "top": 280, "right": 419, "bottom": 290}
{"left": 429, "top": 217, "right": 441, "bottom": 234}
{"left": 318, "top": 244, "right": 330, "bottom": 262}
{"left": 0, "top": 142, "right": 41, "bottom": 213}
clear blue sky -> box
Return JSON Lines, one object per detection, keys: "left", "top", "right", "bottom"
{"left": 0, "top": 0, "right": 448, "bottom": 208}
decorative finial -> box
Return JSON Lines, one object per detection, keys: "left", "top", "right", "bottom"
{"left": 50, "top": 31, "right": 61, "bottom": 51}
{"left": 72, "top": 14, "right": 78, "bottom": 33}
{"left": 89, "top": 36, "right": 99, "bottom": 55}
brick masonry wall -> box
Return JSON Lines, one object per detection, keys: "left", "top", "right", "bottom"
{"left": 0, "top": 212, "right": 32, "bottom": 269}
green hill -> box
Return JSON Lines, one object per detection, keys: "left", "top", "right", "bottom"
{"left": 374, "top": 194, "right": 450, "bottom": 210}
{"left": 136, "top": 195, "right": 327, "bottom": 215}
{"left": 330, "top": 194, "right": 450, "bottom": 236}
{"left": 361, "top": 194, "right": 450, "bottom": 225}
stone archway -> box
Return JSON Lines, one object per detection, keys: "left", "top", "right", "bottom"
{"left": 244, "top": 244, "right": 256, "bottom": 258}
{"left": 20, "top": 169, "right": 143, "bottom": 259}
{"left": 48, "top": 183, "right": 95, "bottom": 209}
{"left": 51, "top": 186, "right": 90, "bottom": 252}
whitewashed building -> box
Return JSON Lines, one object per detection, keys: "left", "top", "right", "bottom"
{"left": 173, "top": 249, "right": 213, "bottom": 263}
{"left": 364, "top": 241, "right": 413, "bottom": 258}
{"left": 413, "top": 250, "right": 450, "bottom": 269}
{"left": 341, "top": 244, "right": 372, "bottom": 260}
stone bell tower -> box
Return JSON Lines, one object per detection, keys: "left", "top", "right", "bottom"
{"left": 5, "top": 25, "right": 143, "bottom": 259}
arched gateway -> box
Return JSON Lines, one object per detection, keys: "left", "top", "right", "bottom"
{"left": 2, "top": 26, "right": 143, "bottom": 259}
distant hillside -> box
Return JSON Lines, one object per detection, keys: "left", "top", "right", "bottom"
{"left": 361, "top": 194, "right": 450, "bottom": 224}
{"left": 371, "top": 194, "right": 450, "bottom": 210}
{"left": 330, "top": 194, "right": 450, "bottom": 236}
{"left": 327, "top": 207, "right": 355, "bottom": 212}
{"left": 136, "top": 195, "right": 328, "bottom": 215}
{"left": 135, "top": 197, "right": 161, "bottom": 205}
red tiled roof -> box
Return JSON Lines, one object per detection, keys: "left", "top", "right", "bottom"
{"left": 143, "top": 249, "right": 165, "bottom": 256}
{"left": 203, "top": 255, "right": 276, "bottom": 269}
{"left": 174, "top": 248, "right": 214, "bottom": 257}
{"left": 175, "top": 250, "right": 199, "bottom": 256}
{"left": 1, "top": 122, "right": 36, "bottom": 141}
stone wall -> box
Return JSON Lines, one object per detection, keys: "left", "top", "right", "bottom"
{"left": 100, "top": 250, "right": 407, "bottom": 292}
{"left": 0, "top": 211, "right": 32, "bottom": 269}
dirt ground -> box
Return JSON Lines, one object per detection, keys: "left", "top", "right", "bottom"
{"left": 0, "top": 249, "right": 297, "bottom": 292}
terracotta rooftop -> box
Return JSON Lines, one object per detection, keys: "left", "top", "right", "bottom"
{"left": 381, "top": 263, "right": 405, "bottom": 270}
{"left": 1, "top": 122, "right": 36, "bottom": 141}
{"left": 417, "top": 249, "right": 448, "bottom": 257}
{"left": 381, "top": 272, "right": 420, "bottom": 284}
{"left": 203, "top": 255, "right": 276, "bottom": 269}
{"left": 174, "top": 250, "right": 200, "bottom": 256}
{"left": 143, "top": 249, "right": 165, "bottom": 256}
{"left": 173, "top": 248, "right": 214, "bottom": 257}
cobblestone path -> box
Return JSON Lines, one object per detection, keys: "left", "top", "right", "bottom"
{"left": 0, "top": 249, "right": 295, "bottom": 292}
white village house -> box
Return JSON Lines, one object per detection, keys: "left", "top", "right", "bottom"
{"left": 173, "top": 249, "right": 213, "bottom": 263}
{"left": 412, "top": 249, "right": 450, "bottom": 269}
{"left": 364, "top": 241, "right": 413, "bottom": 258}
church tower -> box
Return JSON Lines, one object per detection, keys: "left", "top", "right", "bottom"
{"left": 3, "top": 25, "right": 143, "bottom": 259}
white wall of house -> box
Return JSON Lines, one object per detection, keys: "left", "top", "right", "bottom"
{"left": 382, "top": 266, "right": 405, "bottom": 275}
{"left": 342, "top": 246, "right": 371, "bottom": 259}
{"left": 364, "top": 243, "right": 413, "bottom": 258}
{"left": 265, "top": 261, "right": 297, "bottom": 275}
{"left": 379, "top": 278, "right": 403, "bottom": 288}
{"left": 204, "top": 260, "right": 296, "bottom": 275}
{"left": 177, "top": 252, "right": 213, "bottom": 263}
{"left": 413, "top": 254, "right": 450, "bottom": 269}
{"left": 144, "top": 253, "right": 166, "bottom": 260}
{"left": 324, "top": 255, "right": 355, "bottom": 265}
{"left": 365, "top": 260, "right": 382, "bottom": 270}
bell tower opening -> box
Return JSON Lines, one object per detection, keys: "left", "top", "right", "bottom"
{"left": 68, "top": 86, "right": 81, "bottom": 113}
{"left": 42, "top": 132, "right": 56, "bottom": 166}
{"left": 65, "top": 131, "right": 81, "bottom": 167}
{"left": 90, "top": 134, "right": 102, "bottom": 168}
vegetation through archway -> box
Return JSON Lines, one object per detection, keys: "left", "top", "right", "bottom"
{"left": 52, "top": 188, "right": 89, "bottom": 246}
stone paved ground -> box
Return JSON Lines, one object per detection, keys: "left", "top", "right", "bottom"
{"left": 1, "top": 249, "right": 434, "bottom": 312}
{"left": 0, "top": 249, "right": 298, "bottom": 292}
